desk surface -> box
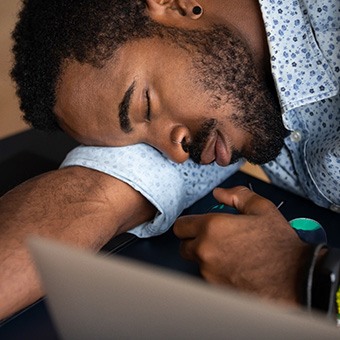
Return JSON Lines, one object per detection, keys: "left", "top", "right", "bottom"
{"left": 1, "top": 130, "right": 339, "bottom": 339}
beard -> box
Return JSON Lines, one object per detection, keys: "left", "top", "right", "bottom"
{"left": 163, "top": 24, "right": 287, "bottom": 165}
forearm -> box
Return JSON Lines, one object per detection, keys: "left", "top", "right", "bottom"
{"left": 0, "top": 166, "right": 156, "bottom": 319}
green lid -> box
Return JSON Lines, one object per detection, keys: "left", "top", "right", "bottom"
{"left": 289, "top": 218, "right": 322, "bottom": 231}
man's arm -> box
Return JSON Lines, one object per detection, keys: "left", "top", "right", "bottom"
{"left": 0, "top": 166, "right": 156, "bottom": 319}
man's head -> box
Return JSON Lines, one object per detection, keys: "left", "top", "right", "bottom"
{"left": 11, "top": 0, "right": 287, "bottom": 166}
{"left": 11, "top": 0, "right": 156, "bottom": 131}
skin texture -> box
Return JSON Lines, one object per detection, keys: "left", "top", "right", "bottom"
{"left": 1, "top": 0, "right": 315, "bottom": 319}
{"left": 173, "top": 187, "right": 311, "bottom": 305}
{"left": 0, "top": 167, "right": 155, "bottom": 319}
{"left": 55, "top": 1, "right": 286, "bottom": 166}
{"left": 56, "top": 33, "right": 286, "bottom": 167}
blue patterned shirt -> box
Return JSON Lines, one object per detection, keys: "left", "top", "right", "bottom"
{"left": 61, "top": 0, "right": 340, "bottom": 237}
{"left": 259, "top": 0, "right": 340, "bottom": 212}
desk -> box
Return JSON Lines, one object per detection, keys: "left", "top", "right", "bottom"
{"left": 1, "top": 130, "right": 339, "bottom": 339}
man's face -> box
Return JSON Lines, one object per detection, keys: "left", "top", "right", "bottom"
{"left": 55, "top": 25, "right": 286, "bottom": 166}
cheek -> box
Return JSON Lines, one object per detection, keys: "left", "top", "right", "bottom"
{"left": 159, "top": 76, "right": 209, "bottom": 117}
{"left": 102, "top": 132, "right": 141, "bottom": 147}
{"left": 72, "top": 125, "right": 138, "bottom": 147}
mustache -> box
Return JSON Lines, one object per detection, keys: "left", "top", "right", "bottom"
{"left": 182, "top": 119, "right": 217, "bottom": 163}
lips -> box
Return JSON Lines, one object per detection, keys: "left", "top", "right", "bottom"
{"left": 215, "top": 132, "right": 231, "bottom": 166}
{"left": 200, "top": 130, "right": 231, "bottom": 166}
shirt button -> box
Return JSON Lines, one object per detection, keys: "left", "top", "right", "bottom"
{"left": 330, "top": 204, "right": 340, "bottom": 213}
{"left": 290, "top": 130, "right": 302, "bottom": 142}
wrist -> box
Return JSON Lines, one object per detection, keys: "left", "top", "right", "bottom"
{"left": 300, "top": 243, "right": 340, "bottom": 325}
{"left": 301, "top": 243, "right": 328, "bottom": 308}
{"left": 312, "top": 247, "right": 340, "bottom": 324}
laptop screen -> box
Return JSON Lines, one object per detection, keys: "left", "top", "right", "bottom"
{"left": 28, "top": 236, "right": 339, "bottom": 339}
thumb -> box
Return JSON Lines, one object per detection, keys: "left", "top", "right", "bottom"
{"left": 213, "top": 186, "right": 276, "bottom": 215}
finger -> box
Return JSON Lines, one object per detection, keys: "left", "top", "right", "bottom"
{"left": 173, "top": 215, "right": 202, "bottom": 239}
{"left": 178, "top": 239, "right": 198, "bottom": 262}
{"left": 213, "top": 186, "right": 276, "bottom": 215}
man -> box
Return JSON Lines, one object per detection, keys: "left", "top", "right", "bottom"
{"left": 1, "top": 0, "right": 339, "bottom": 320}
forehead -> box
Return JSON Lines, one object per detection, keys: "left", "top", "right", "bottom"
{"left": 55, "top": 36, "right": 193, "bottom": 107}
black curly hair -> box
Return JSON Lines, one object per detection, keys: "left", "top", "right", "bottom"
{"left": 11, "top": 0, "right": 162, "bottom": 131}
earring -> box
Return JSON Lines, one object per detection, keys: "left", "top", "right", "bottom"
{"left": 192, "top": 5, "right": 202, "bottom": 16}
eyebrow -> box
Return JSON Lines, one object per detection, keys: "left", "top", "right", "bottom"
{"left": 118, "top": 80, "right": 136, "bottom": 133}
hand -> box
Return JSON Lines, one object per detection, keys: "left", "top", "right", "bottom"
{"left": 173, "top": 186, "right": 310, "bottom": 305}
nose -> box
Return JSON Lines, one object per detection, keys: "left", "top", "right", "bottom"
{"left": 150, "top": 125, "right": 191, "bottom": 164}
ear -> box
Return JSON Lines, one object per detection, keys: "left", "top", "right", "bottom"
{"left": 146, "top": 0, "right": 203, "bottom": 25}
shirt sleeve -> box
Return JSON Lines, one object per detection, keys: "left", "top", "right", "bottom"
{"left": 60, "top": 144, "right": 242, "bottom": 237}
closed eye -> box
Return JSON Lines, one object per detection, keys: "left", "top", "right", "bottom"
{"left": 144, "top": 89, "right": 151, "bottom": 123}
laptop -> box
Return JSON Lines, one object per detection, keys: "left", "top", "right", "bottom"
{"left": 28, "top": 236, "right": 339, "bottom": 339}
